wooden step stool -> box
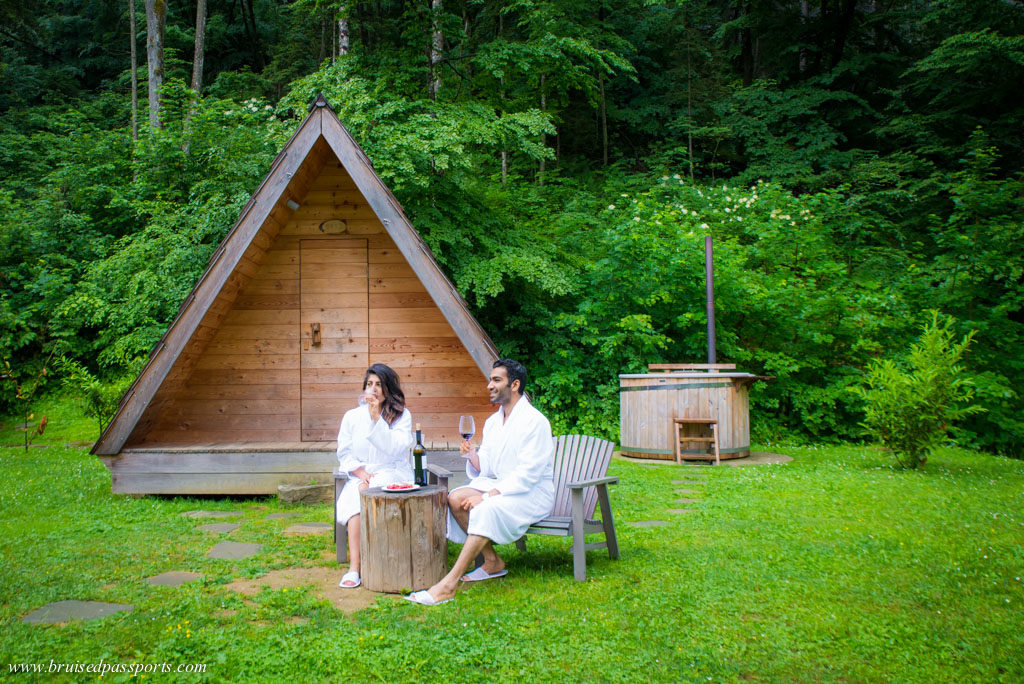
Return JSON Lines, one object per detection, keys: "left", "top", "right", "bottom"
{"left": 673, "top": 418, "right": 720, "bottom": 466}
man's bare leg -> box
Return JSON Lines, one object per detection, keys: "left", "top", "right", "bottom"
{"left": 425, "top": 533, "right": 492, "bottom": 602}
{"left": 447, "top": 489, "right": 505, "bottom": 574}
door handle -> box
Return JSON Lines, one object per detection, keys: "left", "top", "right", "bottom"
{"left": 311, "top": 322, "right": 321, "bottom": 346}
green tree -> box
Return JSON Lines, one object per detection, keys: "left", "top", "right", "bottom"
{"left": 854, "top": 312, "right": 983, "bottom": 469}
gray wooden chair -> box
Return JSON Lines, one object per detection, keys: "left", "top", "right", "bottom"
{"left": 333, "top": 462, "right": 452, "bottom": 563}
{"left": 515, "top": 434, "right": 620, "bottom": 581}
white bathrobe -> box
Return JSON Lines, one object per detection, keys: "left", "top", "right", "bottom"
{"left": 335, "top": 406, "right": 414, "bottom": 524}
{"left": 448, "top": 397, "right": 555, "bottom": 545}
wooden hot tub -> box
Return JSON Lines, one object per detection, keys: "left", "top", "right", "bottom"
{"left": 619, "top": 371, "right": 762, "bottom": 460}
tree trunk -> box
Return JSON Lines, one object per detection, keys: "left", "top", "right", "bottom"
{"left": 599, "top": 74, "right": 608, "bottom": 167}
{"left": 538, "top": 73, "right": 546, "bottom": 185}
{"left": 144, "top": 0, "right": 166, "bottom": 129}
{"left": 183, "top": 0, "right": 207, "bottom": 152}
{"left": 830, "top": 0, "right": 857, "bottom": 69}
{"left": 191, "top": 0, "right": 207, "bottom": 94}
{"left": 129, "top": 0, "right": 138, "bottom": 141}
{"left": 799, "top": 0, "right": 810, "bottom": 76}
{"left": 243, "top": 0, "right": 264, "bottom": 69}
{"left": 319, "top": 12, "right": 327, "bottom": 63}
{"left": 739, "top": 2, "right": 754, "bottom": 86}
{"left": 338, "top": 3, "right": 349, "bottom": 56}
{"left": 687, "top": 41, "right": 694, "bottom": 181}
{"left": 429, "top": 0, "right": 443, "bottom": 99}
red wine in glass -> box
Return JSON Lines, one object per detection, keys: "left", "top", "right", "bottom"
{"left": 459, "top": 415, "right": 475, "bottom": 441}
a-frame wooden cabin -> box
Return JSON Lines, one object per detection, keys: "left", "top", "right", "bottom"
{"left": 93, "top": 95, "right": 500, "bottom": 494}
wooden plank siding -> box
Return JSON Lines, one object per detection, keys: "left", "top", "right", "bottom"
{"left": 124, "top": 153, "right": 492, "bottom": 452}
{"left": 98, "top": 98, "right": 504, "bottom": 492}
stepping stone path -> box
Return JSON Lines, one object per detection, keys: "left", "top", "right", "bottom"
{"left": 264, "top": 512, "right": 301, "bottom": 520}
{"left": 628, "top": 520, "right": 670, "bottom": 528}
{"left": 145, "top": 571, "right": 204, "bottom": 586}
{"left": 665, "top": 473, "right": 708, "bottom": 516}
{"left": 208, "top": 541, "right": 262, "bottom": 560}
{"left": 22, "top": 600, "right": 133, "bottom": 625}
{"left": 283, "top": 522, "right": 332, "bottom": 535}
{"left": 198, "top": 523, "right": 240, "bottom": 533}
{"left": 181, "top": 510, "right": 244, "bottom": 519}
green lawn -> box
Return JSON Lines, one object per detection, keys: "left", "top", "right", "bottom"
{"left": 1, "top": 399, "right": 1022, "bottom": 682}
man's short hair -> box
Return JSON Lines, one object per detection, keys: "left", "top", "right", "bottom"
{"left": 493, "top": 359, "right": 527, "bottom": 395}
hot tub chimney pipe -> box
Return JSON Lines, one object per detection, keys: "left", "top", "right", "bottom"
{"left": 705, "top": 235, "right": 716, "bottom": 365}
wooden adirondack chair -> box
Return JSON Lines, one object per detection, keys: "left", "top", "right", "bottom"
{"left": 515, "top": 434, "right": 620, "bottom": 581}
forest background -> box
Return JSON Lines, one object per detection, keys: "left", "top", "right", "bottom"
{"left": 0, "top": 0, "right": 1022, "bottom": 456}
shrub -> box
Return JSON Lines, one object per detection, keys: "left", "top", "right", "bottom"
{"left": 853, "top": 312, "right": 983, "bottom": 468}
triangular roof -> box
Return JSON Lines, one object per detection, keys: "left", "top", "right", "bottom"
{"left": 93, "top": 95, "right": 500, "bottom": 455}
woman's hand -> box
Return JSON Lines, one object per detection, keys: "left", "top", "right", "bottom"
{"left": 366, "top": 394, "right": 381, "bottom": 422}
{"left": 352, "top": 466, "right": 371, "bottom": 487}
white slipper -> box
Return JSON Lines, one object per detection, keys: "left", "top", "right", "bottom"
{"left": 339, "top": 570, "right": 361, "bottom": 588}
{"left": 460, "top": 567, "right": 508, "bottom": 582}
{"left": 402, "top": 590, "right": 452, "bottom": 606}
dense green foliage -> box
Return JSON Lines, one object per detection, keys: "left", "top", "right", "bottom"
{"left": 854, "top": 312, "right": 983, "bottom": 468}
{"left": 1, "top": 0, "right": 1023, "bottom": 454}
{"left": 2, "top": 403, "right": 1023, "bottom": 680}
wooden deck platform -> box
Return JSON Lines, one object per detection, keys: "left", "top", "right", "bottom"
{"left": 100, "top": 441, "right": 465, "bottom": 495}
{"left": 101, "top": 442, "right": 338, "bottom": 495}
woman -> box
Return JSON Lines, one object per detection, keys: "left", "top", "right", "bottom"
{"left": 335, "top": 363, "right": 414, "bottom": 588}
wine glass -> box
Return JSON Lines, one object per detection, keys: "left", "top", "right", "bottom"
{"left": 458, "top": 415, "right": 475, "bottom": 441}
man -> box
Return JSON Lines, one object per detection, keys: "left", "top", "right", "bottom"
{"left": 404, "top": 359, "right": 554, "bottom": 605}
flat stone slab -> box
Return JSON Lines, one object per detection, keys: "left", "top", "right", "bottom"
{"left": 145, "top": 571, "right": 205, "bottom": 586}
{"left": 181, "top": 510, "right": 244, "bottom": 519}
{"left": 627, "top": 520, "right": 670, "bottom": 528}
{"left": 278, "top": 483, "right": 333, "bottom": 505}
{"left": 22, "top": 600, "right": 133, "bottom": 624}
{"left": 264, "top": 513, "right": 301, "bottom": 520}
{"left": 724, "top": 451, "right": 793, "bottom": 466}
{"left": 283, "top": 522, "right": 332, "bottom": 535}
{"left": 676, "top": 471, "right": 709, "bottom": 477}
{"left": 666, "top": 508, "right": 696, "bottom": 514}
{"left": 674, "top": 498, "right": 701, "bottom": 504}
{"left": 674, "top": 489, "right": 699, "bottom": 494}
{"left": 198, "top": 523, "right": 240, "bottom": 533}
{"left": 208, "top": 541, "right": 263, "bottom": 560}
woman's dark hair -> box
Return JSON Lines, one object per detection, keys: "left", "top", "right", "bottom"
{"left": 364, "top": 363, "right": 406, "bottom": 426}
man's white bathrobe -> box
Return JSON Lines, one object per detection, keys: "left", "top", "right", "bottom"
{"left": 335, "top": 406, "right": 414, "bottom": 524}
{"left": 448, "top": 397, "right": 555, "bottom": 545}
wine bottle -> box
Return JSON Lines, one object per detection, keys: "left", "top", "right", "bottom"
{"left": 413, "top": 423, "right": 426, "bottom": 486}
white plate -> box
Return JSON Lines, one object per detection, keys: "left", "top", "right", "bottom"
{"left": 382, "top": 483, "right": 420, "bottom": 492}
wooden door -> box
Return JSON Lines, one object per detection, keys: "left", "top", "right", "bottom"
{"left": 300, "top": 238, "right": 369, "bottom": 440}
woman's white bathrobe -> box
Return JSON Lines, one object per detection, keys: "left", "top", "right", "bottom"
{"left": 335, "top": 405, "right": 414, "bottom": 524}
{"left": 448, "top": 397, "right": 555, "bottom": 545}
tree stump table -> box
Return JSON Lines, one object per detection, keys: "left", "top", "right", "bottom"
{"left": 359, "top": 484, "right": 448, "bottom": 593}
